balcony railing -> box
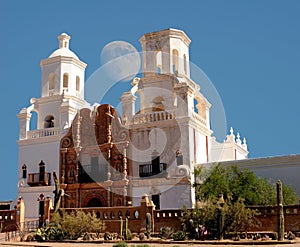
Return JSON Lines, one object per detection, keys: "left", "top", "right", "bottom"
{"left": 139, "top": 163, "right": 167, "bottom": 177}
{"left": 132, "top": 110, "right": 175, "bottom": 125}
{"left": 26, "top": 127, "right": 60, "bottom": 139}
{"left": 27, "top": 173, "right": 51, "bottom": 186}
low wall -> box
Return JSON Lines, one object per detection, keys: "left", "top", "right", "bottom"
{"left": 249, "top": 204, "right": 300, "bottom": 232}
{"left": 0, "top": 210, "right": 17, "bottom": 232}
{"left": 153, "top": 209, "right": 183, "bottom": 232}
{"left": 55, "top": 196, "right": 154, "bottom": 233}
{"left": 49, "top": 200, "right": 300, "bottom": 234}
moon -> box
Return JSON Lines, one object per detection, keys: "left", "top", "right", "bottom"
{"left": 100, "top": 41, "right": 141, "bottom": 82}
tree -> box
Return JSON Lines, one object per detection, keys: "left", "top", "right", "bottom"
{"left": 194, "top": 164, "right": 297, "bottom": 206}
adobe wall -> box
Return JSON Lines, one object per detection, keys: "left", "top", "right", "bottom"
{"left": 48, "top": 199, "right": 300, "bottom": 234}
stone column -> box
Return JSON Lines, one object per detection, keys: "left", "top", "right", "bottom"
{"left": 17, "top": 110, "right": 31, "bottom": 140}
{"left": 120, "top": 92, "right": 136, "bottom": 125}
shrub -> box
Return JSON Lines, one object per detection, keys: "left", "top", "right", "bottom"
{"left": 160, "top": 227, "right": 173, "bottom": 239}
{"left": 139, "top": 232, "right": 146, "bottom": 240}
{"left": 173, "top": 230, "right": 186, "bottom": 241}
{"left": 36, "top": 210, "right": 104, "bottom": 241}
{"left": 113, "top": 241, "right": 128, "bottom": 247}
{"left": 124, "top": 228, "right": 132, "bottom": 240}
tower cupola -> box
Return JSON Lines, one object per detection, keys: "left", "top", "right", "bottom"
{"left": 58, "top": 33, "right": 70, "bottom": 49}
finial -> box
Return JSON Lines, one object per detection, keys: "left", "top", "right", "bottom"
{"left": 236, "top": 132, "right": 242, "bottom": 145}
{"left": 58, "top": 33, "right": 71, "bottom": 49}
{"left": 242, "top": 137, "right": 248, "bottom": 151}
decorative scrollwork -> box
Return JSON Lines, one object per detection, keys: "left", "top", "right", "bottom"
{"left": 118, "top": 129, "right": 129, "bottom": 141}
{"left": 176, "top": 165, "right": 190, "bottom": 177}
{"left": 62, "top": 137, "right": 72, "bottom": 148}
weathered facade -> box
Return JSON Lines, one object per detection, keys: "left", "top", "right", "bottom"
{"left": 60, "top": 105, "right": 130, "bottom": 208}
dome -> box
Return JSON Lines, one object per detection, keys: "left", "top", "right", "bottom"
{"left": 49, "top": 48, "right": 79, "bottom": 59}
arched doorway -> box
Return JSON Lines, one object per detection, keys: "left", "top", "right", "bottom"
{"left": 85, "top": 198, "right": 103, "bottom": 207}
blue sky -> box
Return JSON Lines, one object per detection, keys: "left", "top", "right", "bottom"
{"left": 1, "top": 0, "right": 300, "bottom": 201}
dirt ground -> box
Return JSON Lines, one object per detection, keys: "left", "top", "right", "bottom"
{"left": 0, "top": 240, "right": 300, "bottom": 247}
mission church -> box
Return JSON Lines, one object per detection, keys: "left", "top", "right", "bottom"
{"left": 16, "top": 29, "right": 249, "bottom": 220}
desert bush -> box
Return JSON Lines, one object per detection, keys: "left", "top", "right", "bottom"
{"left": 173, "top": 230, "right": 186, "bottom": 241}
{"left": 139, "top": 232, "right": 146, "bottom": 240}
{"left": 160, "top": 226, "right": 173, "bottom": 239}
{"left": 36, "top": 210, "right": 104, "bottom": 241}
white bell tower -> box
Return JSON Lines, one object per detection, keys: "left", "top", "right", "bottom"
{"left": 40, "top": 33, "right": 86, "bottom": 99}
{"left": 124, "top": 29, "right": 213, "bottom": 209}
{"left": 17, "top": 33, "right": 90, "bottom": 220}
{"left": 140, "top": 28, "right": 191, "bottom": 77}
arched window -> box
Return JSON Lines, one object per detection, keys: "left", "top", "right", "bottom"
{"left": 183, "top": 54, "right": 187, "bottom": 74}
{"left": 44, "top": 115, "right": 54, "bottom": 128}
{"left": 156, "top": 50, "right": 162, "bottom": 74}
{"left": 172, "top": 49, "right": 179, "bottom": 74}
{"left": 63, "top": 73, "right": 69, "bottom": 91}
{"left": 22, "top": 164, "right": 27, "bottom": 179}
{"left": 76, "top": 76, "right": 80, "bottom": 93}
{"left": 49, "top": 73, "right": 55, "bottom": 93}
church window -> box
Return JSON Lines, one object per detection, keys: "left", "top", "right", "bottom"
{"left": 183, "top": 54, "right": 187, "bottom": 74}
{"left": 39, "top": 160, "right": 45, "bottom": 182}
{"left": 156, "top": 50, "right": 162, "bottom": 74}
{"left": 76, "top": 76, "right": 80, "bottom": 92}
{"left": 44, "top": 115, "right": 54, "bottom": 128}
{"left": 63, "top": 73, "right": 69, "bottom": 90}
{"left": 22, "top": 164, "right": 27, "bottom": 179}
{"left": 172, "top": 49, "right": 179, "bottom": 74}
{"left": 49, "top": 73, "right": 55, "bottom": 93}
{"left": 151, "top": 152, "right": 160, "bottom": 175}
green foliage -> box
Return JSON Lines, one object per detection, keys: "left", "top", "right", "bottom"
{"left": 35, "top": 225, "right": 64, "bottom": 241}
{"left": 113, "top": 241, "right": 128, "bottom": 247}
{"left": 36, "top": 210, "right": 104, "bottom": 241}
{"left": 172, "top": 230, "right": 186, "bottom": 241}
{"left": 223, "top": 198, "right": 261, "bottom": 236}
{"left": 124, "top": 217, "right": 132, "bottom": 240}
{"left": 182, "top": 201, "right": 218, "bottom": 237}
{"left": 195, "top": 164, "right": 297, "bottom": 206}
{"left": 124, "top": 228, "right": 132, "bottom": 240}
{"left": 160, "top": 226, "right": 173, "bottom": 239}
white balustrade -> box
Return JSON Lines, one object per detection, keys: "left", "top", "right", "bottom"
{"left": 27, "top": 127, "right": 60, "bottom": 139}
{"left": 132, "top": 110, "right": 176, "bottom": 125}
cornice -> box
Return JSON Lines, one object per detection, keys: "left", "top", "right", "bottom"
{"left": 40, "top": 56, "right": 87, "bottom": 70}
